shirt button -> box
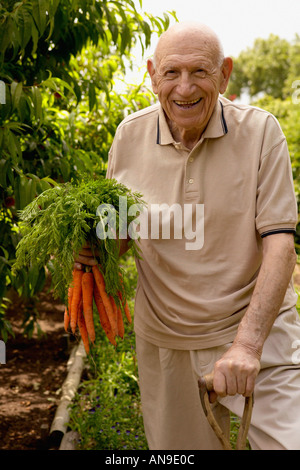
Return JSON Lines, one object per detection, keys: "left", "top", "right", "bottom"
{"left": 189, "top": 157, "right": 194, "bottom": 162}
{"left": 188, "top": 178, "right": 194, "bottom": 184}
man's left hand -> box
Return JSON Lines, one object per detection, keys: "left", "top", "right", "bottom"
{"left": 210, "top": 344, "right": 260, "bottom": 402}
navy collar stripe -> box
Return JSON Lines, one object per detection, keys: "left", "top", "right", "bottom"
{"left": 219, "top": 100, "right": 228, "bottom": 135}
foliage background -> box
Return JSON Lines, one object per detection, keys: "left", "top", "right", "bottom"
{"left": 1, "top": 2, "right": 300, "bottom": 337}
{"left": 0, "top": 0, "right": 176, "bottom": 339}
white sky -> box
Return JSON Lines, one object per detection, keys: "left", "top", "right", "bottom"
{"left": 123, "top": 0, "right": 300, "bottom": 87}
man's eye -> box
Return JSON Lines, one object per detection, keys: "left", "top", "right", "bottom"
{"left": 165, "top": 70, "right": 176, "bottom": 76}
{"left": 196, "top": 69, "right": 206, "bottom": 77}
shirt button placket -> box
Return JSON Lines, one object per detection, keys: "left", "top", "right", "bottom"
{"left": 187, "top": 153, "right": 195, "bottom": 186}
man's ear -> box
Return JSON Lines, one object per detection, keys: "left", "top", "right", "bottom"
{"left": 147, "top": 58, "right": 158, "bottom": 94}
{"left": 219, "top": 57, "right": 233, "bottom": 94}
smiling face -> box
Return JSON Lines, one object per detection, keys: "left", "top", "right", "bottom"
{"left": 147, "top": 23, "right": 232, "bottom": 139}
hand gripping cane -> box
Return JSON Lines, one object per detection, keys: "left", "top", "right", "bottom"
{"left": 198, "top": 372, "right": 254, "bottom": 450}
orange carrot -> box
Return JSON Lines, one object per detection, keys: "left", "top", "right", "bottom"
{"left": 77, "top": 300, "right": 90, "bottom": 354}
{"left": 116, "top": 304, "right": 124, "bottom": 339}
{"left": 70, "top": 269, "right": 83, "bottom": 333}
{"left": 110, "top": 295, "right": 124, "bottom": 338}
{"left": 64, "top": 286, "right": 73, "bottom": 332}
{"left": 64, "top": 306, "right": 69, "bottom": 332}
{"left": 117, "top": 272, "right": 132, "bottom": 324}
{"left": 110, "top": 295, "right": 121, "bottom": 338}
{"left": 82, "top": 270, "right": 95, "bottom": 343}
{"left": 93, "top": 284, "right": 116, "bottom": 346}
{"left": 124, "top": 300, "right": 132, "bottom": 324}
{"left": 118, "top": 290, "right": 132, "bottom": 324}
{"left": 92, "top": 265, "right": 118, "bottom": 337}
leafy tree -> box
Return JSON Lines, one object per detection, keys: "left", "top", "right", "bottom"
{"left": 0, "top": 0, "right": 175, "bottom": 339}
{"left": 226, "top": 34, "right": 300, "bottom": 100}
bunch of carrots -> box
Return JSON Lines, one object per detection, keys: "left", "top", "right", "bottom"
{"left": 64, "top": 264, "right": 132, "bottom": 354}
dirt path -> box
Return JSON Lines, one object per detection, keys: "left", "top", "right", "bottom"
{"left": 0, "top": 285, "right": 75, "bottom": 450}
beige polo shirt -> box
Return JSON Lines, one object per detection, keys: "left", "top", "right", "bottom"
{"left": 106, "top": 96, "right": 298, "bottom": 350}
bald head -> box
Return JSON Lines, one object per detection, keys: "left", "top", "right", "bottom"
{"left": 153, "top": 22, "right": 225, "bottom": 69}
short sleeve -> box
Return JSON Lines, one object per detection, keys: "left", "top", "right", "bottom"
{"left": 255, "top": 120, "right": 297, "bottom": 237}
{"left": 106, "top": 143, "right": 115, "bottom": 179}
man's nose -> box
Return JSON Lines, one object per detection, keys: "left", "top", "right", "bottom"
{"left": 177, "top": 72, "right": 194, "bottom": 96}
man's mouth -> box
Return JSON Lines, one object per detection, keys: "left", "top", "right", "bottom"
{"left": 174, "top": 98, "right": 202, "bottom": 108}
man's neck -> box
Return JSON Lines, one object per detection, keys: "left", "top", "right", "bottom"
{"left": 167, "top": 118, "right": 204, "bottom": 150}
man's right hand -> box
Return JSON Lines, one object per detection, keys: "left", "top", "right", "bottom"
{"left": 74, "top": 238, "right": 130, "bottom": 270}
{"left": 74, "top": 243, "right": 99, "bottom": 270}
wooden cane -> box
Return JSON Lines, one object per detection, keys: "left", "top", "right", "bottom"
{"left": 198, "top": 372, "right": 254, "bottom": 450}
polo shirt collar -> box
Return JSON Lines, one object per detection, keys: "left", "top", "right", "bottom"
{"left": 157, "top": 105, "right": 174, "bottom": 145}
{"left": 156, "top": 98, "right": 228, "bottom": 145}
{"left": 203, "top": 98, "right": 228, "bottom": 139}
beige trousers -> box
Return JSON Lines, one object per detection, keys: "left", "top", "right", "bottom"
{"left": 136, "top": 307, "right": 300, "bottom": 450}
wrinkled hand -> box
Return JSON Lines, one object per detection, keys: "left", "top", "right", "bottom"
{"left": 74, "top": 239, "right": 130, "bottom": 270}
{"left": 73, "top": 243, "right": 99, "bottom": 270}
{"left": 209, "top": 344, "right": 260, "bottom": 403}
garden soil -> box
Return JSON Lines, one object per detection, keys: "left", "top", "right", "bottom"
{"left": 0, "top": 281, "right": 79, "bottom": 451}
{"left": 1, "top": 267, "right": 300, "bottom": 451}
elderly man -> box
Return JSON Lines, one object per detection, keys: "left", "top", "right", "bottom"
{"left": 77, "top": 22, "right": 300, "bottom": 450}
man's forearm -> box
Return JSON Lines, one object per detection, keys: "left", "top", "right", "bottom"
{"left": 233, "top": 233, "right": 297, "bottom": 358}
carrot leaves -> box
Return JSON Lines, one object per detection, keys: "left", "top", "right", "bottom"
{"left": 12, "top": 177, "right": 145, "bottom": 303}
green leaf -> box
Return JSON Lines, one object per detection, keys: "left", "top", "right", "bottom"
{"left": 14, "top": 174, "right": 37, "bottom": 210}
{"left": 11, "top": 81, "right": 23, "bottom": 110}
{"left": 6, "top": 129, "right": 21, "bottom": 161}
{"left": 46, "top": 0, "right": 60, "bottom": 40}
{"left": 32, "top": 0, "right": 48, "bottom": 36}
{"left": 31, "top": 86, "right": 43, "bottom": 123}
{"left": 0, "top": 159, "right": 10, "bottom": 188}
{"left": 16, "top": 5, "right": 33, "bottom": 52}
{"left": 42, "top": 75, "right": 76, "bottom": 99}
{"left": 0, "top": 130, "right": 4, "bottom": 153}
{"left": 0, "top": 16, "right": 13, "bottom": 61}
{"left": 31, "top": 21, "right": 39, "bottom": 55}
{"left": 0, "top": 246, "right": 9, "bottom": 260}
{"left": 88, "top": 82, "right": 96, "bottom": 112}
{"left": 120, "top": 24, "right": 131, "bottom": 54}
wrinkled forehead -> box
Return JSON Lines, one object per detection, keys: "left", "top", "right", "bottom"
{"left": 154, "top": 30, "right": 222, "bottom": 68}
{"left": 158, "top": 52, "right": 217, "bottom": 74}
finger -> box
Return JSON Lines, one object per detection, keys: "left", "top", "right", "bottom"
{"left": 213, "top": 372, "right": 227, "bottom": 397}
{"left": 73, "top": 262, "right": 84, "bottom": 270}
{"left": 236, "top": 372, "right": 248, "bottom": 396}
{"left": 214, "top": 370, "right": 238, "bottom": 396}
{"left": 81, "top": 242, "right": 91, "bottom": 249}
{"left": 75, "top": 254, "right": 98, "bottom": 266}
{"left": 208, "top": 390, "right": 218, "bottom": 403}
{"left": 225, "top": 374, "right": 238, "bottom": 396}
{"left": 243, "top": 375, "right": 256, "bottom": 397}
{"left": 79, "top": 248, "right": 94, "bottom": 256}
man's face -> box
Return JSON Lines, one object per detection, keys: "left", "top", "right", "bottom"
{"left": 148, "top": 37, "right": 231, "bottom": 134}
